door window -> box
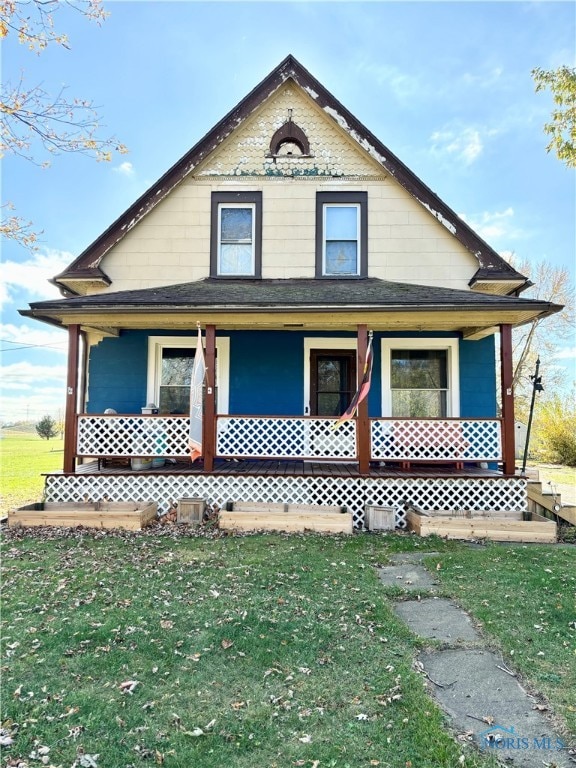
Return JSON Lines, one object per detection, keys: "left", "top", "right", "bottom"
{"left": 310, "top": 350, "right": 356, "bottom": 416}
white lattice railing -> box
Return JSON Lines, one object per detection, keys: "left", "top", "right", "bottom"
{"left": 77, "top": 415, "right": 189, "bottom": 457}
{"left": 370, "top": 419, "right": 502, "bottom": 462}
{"left": 76, "top": 414, "right": 502, "bottom": 464}
{"left": 216, "top": 416, "right": 357, "bottom": 459}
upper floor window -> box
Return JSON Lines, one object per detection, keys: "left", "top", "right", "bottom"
{"left": 316, "top": 192, "right": 367, "bottom": 278}
{"left": 210, "top": 192, "right": 262, "bottom": 277}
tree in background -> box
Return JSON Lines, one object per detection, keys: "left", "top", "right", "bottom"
{"left": 36, "top": 414, "right": 59, "bottom": 441}
{"left": 532, "top": 65, "right": 576, "bottom": 169}
{"left": 0, "top": 0, "right": 127, "bottom": 248}
{"left": 508, "top": 256, "right": 575, "bottom": 420}
{"left": 531, "top": 390, "right": 576, "bottom": 467}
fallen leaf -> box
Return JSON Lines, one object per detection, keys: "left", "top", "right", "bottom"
{"left": 119, "top": 680, "right": 140, "bottom": 694}
{"left": 482, "top": 716, "right": 494, "bottom": 725}
{"left": 221, "top": 639, "right": 233, "bottom": 649}
{"left": 78, "top": 755, "right": 99, "bottom": 768}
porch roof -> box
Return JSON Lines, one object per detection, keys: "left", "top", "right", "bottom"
{"left": 22, "top": 278, "right": 562, "bottom": 336}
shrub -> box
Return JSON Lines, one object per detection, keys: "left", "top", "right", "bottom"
{"left": 531, "top": 392, "right": 576, "bottom": 466}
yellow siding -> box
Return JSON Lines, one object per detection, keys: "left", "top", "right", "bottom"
{"left": 97, "top": 82, "right": 479, "bottom": 293}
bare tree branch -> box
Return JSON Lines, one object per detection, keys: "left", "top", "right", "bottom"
{"left": 0, "top": 0, "right": 127, "bottom": 250}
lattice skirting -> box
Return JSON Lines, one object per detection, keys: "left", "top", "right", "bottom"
{"left": 44, "top": 474, "right": 527, "bottom": 530}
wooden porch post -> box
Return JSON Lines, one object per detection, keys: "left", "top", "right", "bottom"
{"left": 203, "top": 324, "right": 216, "bottom": 472}
{"left": 500, "top": 324, "right": 516, "bottom": 475}
{"left": 357, "top": 324, "right": 371, "bottom": 475}
{"left": 63, "top": 324, "right": 80, "bottom": 473}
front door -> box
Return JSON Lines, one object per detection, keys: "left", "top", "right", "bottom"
{"left": 310, "top": 350, "right": 357, "bottom": 417}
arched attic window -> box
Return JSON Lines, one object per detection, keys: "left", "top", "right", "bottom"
{"left": 268, "top": 116, "right": 311, "bottom": 157}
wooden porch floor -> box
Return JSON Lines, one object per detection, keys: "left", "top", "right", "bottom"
{"left": 56, "top": 458, "right": 508, "bottom": 479}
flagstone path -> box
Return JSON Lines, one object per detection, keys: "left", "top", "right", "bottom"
{"left": 378, "top": 551, "right": 573, "bottom": 766}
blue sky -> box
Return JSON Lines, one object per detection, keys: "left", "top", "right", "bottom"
{"left": 1, "top": 0, "right": 575, "bottom": 423}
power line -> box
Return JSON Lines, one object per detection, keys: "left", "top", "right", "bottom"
{"left": 0, "top": 338, "right": 67, "bottom": 352}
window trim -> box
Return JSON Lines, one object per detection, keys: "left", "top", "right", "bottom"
{"left": 316, "top": 192, "right": 367, "bottom": 278}
{"left": 147, "top": 335, "right": 230, "bottom": 414}
{"left": 380, "top": 338, "right": 460, "bottom": 417}
{"left": 210, "top": 192, "right": 262, "bottom": 278}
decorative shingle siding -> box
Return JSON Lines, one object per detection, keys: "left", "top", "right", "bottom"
{"left": 196, "top": 83, "right": 382, "bottom": 178}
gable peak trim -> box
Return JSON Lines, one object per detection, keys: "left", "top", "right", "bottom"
{"left": 52, "top": 53, "right": 528, "bottom": 293}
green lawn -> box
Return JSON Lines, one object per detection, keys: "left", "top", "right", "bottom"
{"left": 2, "top": 530, "right": 574, "bottom": 767}
{"left": 0, "top": 432, "right": 64, "bottom": 515}
{"left": 428, "top": 544, "right": 576, "bottom": 736}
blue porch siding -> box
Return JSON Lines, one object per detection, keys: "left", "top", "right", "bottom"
{"left": 86, "top": 330, "right": 496, "bottom": 418}
{"left": 229, "top": 331, "right": 304, "bottom": 415}
{"left": 87, "top": 330, "right": 149, "bottom": 413}
{"left": 459, "top": 335, "right": 497, "bottom": 417}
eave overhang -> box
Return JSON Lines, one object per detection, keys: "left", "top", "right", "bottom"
{"left": 20, "top": 278, "right": 562, "bottom": 336}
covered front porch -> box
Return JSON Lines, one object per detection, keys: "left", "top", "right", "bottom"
{"left": 45, "top": 409, "right": 526, "bottom": 529}
{"left": 23, "top": 277, "right": 552, "bottom": 530}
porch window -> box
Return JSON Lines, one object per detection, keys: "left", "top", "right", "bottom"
{"left": 210, "top": 192, "right": 262, "bottom": 277}
{"left": 316, "top": 192, "right": 367, "bottom": 277}
{"left": 159, "top": 348, "right": 200, "bottom": 414}
{"left": 391, "top": 350, "right": 448, "bottom": 417}
{"left": 381, "top": 338, "right": 460, "bottom": 418}
{"left": 147, "top": 336, "right": 230, "bottom": 414}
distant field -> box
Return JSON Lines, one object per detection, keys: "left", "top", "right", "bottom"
{"left": 0, "top": 432, "right": 64, "bottom": 515}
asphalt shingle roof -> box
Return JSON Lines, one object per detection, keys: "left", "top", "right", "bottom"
{"left": 28, "top": 278, "right": 557, "bottom": 313}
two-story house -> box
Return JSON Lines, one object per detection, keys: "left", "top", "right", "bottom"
{"left": 21, "top": 55, "right": 562, "bottom": 529}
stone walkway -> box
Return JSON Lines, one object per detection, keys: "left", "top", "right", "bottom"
{"left": 378, "top": 552, "right": 573, "bottom": 766}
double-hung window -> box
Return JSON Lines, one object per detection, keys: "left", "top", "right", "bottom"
{"left": 147, "top": 336, "right": 230, "bottom": 414}
{"left": 316, "top": 192, "right": 367, "bottom": 277}
{"left": 210, "top": 192, "right": 262, "bottom": 277}
{"left": 381, "top": 338, "right": 460, "bottom": 418}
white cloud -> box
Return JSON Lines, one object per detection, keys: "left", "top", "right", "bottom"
{"left": 461, "top": 67, "right": 503, "bottom": 88}
{"left": 0, "top": 248, "right": 73, "bottom": 307}
{"left": 114, "top": 161, "right": 135, "bottom": 177}
{"left": 353, "top": 60, "right": 420, "bottom": 102}
{"left": 553, "top": 347, "right": 576, "bottom": 361}
{"left": 1, "top": 361, "right": 67, "bottom": 390}
{"left": 0, "top": 391, "right": 66, "bottom": 423}
{"left": 0, "top": 361, "right": 67, "bottom": 422}
{"left": 458, "top": 208, "right": 527, "bottom": 242}
{"left": 0, "top": 323, "right": 67, "bottom": 355}
{"left": 430, "top": 126, "right": 484, "bottom": 165}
